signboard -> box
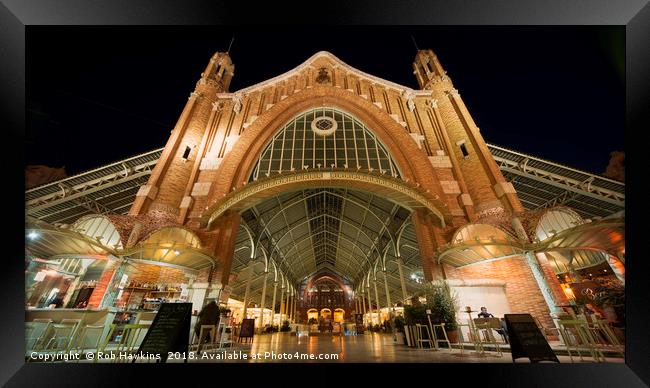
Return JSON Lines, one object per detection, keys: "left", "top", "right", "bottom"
{"left": 239, "top": 318, "right": 255, "bottom": 342}
{"left": 570, "top": 281, "right": 603, "bottom": 305}
{"left": 354, "top": 313, "right": 364, "bottom": 334}
{"left": 504, "top": 314, "right": 559, "bottom": 363}
{"left": 136, "top": 303, "right": 192, "bottom": 363}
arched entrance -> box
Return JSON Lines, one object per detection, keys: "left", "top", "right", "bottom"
{"left": 333, "top": 308, "right": 345, "bottom": 323}
{"left": 217, "top": 107, "right": 449, "bottom": 329}
{"left": 320, "top": 308, "right": 332, "bottom": 320}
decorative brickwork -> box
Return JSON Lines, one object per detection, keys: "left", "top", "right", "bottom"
{"left": 121, "top": 50, "right": 559, "bottom": 325}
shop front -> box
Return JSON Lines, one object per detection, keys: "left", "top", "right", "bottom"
{"left": 25, "top": 213, "right": 220, "bottom": 356}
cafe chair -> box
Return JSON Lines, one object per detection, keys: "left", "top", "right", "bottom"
{"left": 473, "top": 318, "right": 505, "bottom": 357}
{"left": 591, "top": 318, "right": 624, "bottom": 357}
{"left": 558, "top": 318, "right": 606, "bottom": 362}
{"left": 60, "top": 319, "right": 83, "bottom": 352}
{"left": 484, "top": 318, "right": 506, "bottom": 357}
{"left": 69, "top": 324, "right": 105, "bottom": 361}
{"left": 577, "top": 315, "right": 624, "bottom": 358}
{"left": 532, "top": 316, "right": 557, "bottom": 342}
{"left": 415, "top": 324, "right": 434, "bottom": 349}
{"left": 44, "top": 322, "right": 78, "bottom": 356}
{"left": 99, "top": 323, "right": 150, "bottom": 362}
{"left": 26, "top": 319, "right": 53, "bottom": 356}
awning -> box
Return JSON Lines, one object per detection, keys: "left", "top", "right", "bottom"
{"left": 26, "top": 219, "right": 113, "bottom": 260}
{"left": 436, "top": 218, "right": 624, "bottom": 271}
{"left": 437, "top": 223, "right": 525, "bottom": 268}
{"left": 124, "top": 244, "right": 216, "bottom": 271}
{"left": 26, "top": 218, "right": 217, "bottom": 271}
{"left": 534, "top": 218, "right": 624, "bottom": 256}
{"left": 437, "top": 240, "right": 525, "bottom": 268}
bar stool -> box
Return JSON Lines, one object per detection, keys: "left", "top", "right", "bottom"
{"left": 431, "top": 322, "right": 452, "bottom": 351}
{"left": 191, "top": 325, "right": 217, "bottom": 353}
{"left": 454, "top": 321, "right": 472, "bottom": 354}
{"left": 216, "top": 322, "right": 232, "bottom": 348}
{"left": 415, "top": 324, "right": 434, "bottom": 349}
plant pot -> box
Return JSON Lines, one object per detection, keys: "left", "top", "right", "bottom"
{"left": 446, "top": 329, "right": 458, "bottom": 344}
{"left": 395, "top": 332, "right": 405, "bottom": 345}
{"left": 404, "top": 325, "right": 416, "bottom": 347}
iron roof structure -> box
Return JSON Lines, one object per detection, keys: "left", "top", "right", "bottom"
{"left": 25, "top": 144, "right": 624, "bottom": 226}
{"left": 25, "top": 143, "right": 624, "bottom": 304}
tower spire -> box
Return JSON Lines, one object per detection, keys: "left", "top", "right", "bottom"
{"left": 227, "top": 36, "right": 235, "bottom": 55}
{"left": 410, "top": 35, "right": 419, "bottom": 51}
{"left": 412, "top": 49, "right": 448, "bottom": 90}
{"left": 198, "top": 50, "right": 235, "bottom": 92}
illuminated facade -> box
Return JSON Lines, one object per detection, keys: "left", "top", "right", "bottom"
{"left": 26, "top": 49, "right": 625, "bottom": 340}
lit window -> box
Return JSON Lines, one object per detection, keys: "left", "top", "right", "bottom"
{"left": 249, "top": 108, "right": 402, "bottom": 181}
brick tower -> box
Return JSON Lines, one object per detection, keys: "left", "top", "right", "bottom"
{"left": 129, "top": 52, "right": 234, "bottom": 220}
{"left": 413, "top": 49, "right": 524, "bottom": 220}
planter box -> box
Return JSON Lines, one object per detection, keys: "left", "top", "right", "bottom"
{"left": 404, "top": 325, "right": 418, "bottom": 347}
{"left": 395, "top": 332, "right": 406, "bottom": 345}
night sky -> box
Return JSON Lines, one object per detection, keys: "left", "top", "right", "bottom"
{"left": 26, "top": 26, "right": 624, "bottom": 176}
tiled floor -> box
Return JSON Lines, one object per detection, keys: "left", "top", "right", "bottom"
{"left": 180, "top": 332, "right": 625, "bottom": 363}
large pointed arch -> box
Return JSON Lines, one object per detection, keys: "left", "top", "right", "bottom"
{"left": 249, "top": 107, "right": 403, "bottom": 181}
{"left": 201, "top": 87, "right": 452, "bottom": 227}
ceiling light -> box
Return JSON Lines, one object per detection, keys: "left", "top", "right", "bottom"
{"left": 28, "top": 231, "right": 39, "bottom": 240}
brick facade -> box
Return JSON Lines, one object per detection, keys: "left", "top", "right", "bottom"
{"left": 123, "top": 50, "right": 558, "bottom": 324}
{"left": 444, "top": 258, "right": 556, "bottom": 330}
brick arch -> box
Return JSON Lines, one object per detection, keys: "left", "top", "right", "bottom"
{"left": 204, "top": 86, "right": 449, "bottom": 212}
{"left": 303, "top": 273, "right": 349, "bottom": 301}
{"left": 202, "top": 170, "right": 449, "bottom": 229}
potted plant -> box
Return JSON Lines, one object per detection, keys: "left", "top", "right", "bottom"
{"left": 280, "top": 320, "right": 291, "bottom": 332}
{"left": 592, "top": 278, "right": 625, "bottom": 342}
{"left": 404, "top": 304, "right": 429, "bottom": 347}
{"left": 394, "top": 316, "right": 406, "bottom": 345}
{"left": 425, "top": 280, "right": 460, "bottom": 345}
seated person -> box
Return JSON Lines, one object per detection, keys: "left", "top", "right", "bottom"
{"left": 477, "top": 306, "right": 494, "bottom": 318}
{"left": 477, "top": 307, "right": 509, "bottom": 343}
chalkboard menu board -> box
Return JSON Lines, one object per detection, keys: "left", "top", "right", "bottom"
{"left": 354, "top": 314, "right": 364, "bottom": 334}
{"left": 136, "top": 303, "right": 192, "bottom": 363}
{"left": 239, "top": 318, "right": 255, "bottom": 342}
{"left": 504, "top": 314, "right": 559, "bottom": 363}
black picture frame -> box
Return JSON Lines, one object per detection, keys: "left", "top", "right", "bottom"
{"left": 3, "top": 1, "right": 648, "bottom": 386}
